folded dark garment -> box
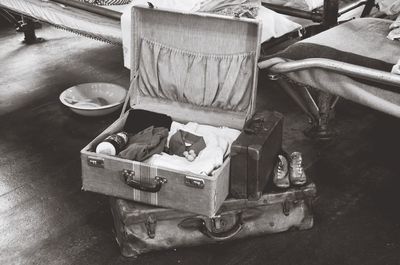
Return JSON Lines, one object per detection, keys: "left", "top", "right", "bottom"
{"left": 124, "top": 109, "right": 172, "bottom": 135}
{"left": 119, "top": 126, "right": 169, "bottom": 162}
{"left": 169, "top": 130, "right": 206, "bottom": 157}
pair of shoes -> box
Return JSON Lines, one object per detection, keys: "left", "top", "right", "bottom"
{"left": 273, "top": 152, "right": 307, "bottom": 188}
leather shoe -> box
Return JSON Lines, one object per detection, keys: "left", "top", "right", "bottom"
{"left": 289, "top": 152, "right": 307, "bottom": 186}
{"left": 273, "top": 155, "right": 289, "bottom": 188}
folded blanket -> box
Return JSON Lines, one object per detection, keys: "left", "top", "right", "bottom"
{"left": 275, "top": 18, "right": 398, "bottom": 66}
{"left": 145, "top": 121, "right": 241, "bottom": 176}
{"left": 273, "top": 18, "right": 399, "bottom": 91}
{"left": 270, "top": 18, "right": 400, "bottom": 117}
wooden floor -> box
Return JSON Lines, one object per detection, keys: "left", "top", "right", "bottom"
{"left": 1, "top": 23, "right": 400, "bottom": 265}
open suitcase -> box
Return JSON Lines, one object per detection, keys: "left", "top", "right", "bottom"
{"left": 81, "top": 6, "right": 262, "bottom": 216}
{"left": 110, "top": 182, "right": 316, "bottom": 258}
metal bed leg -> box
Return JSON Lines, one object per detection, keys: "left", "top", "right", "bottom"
{"left": 0, "top": 9, "right": 45, "bottom": 44}
{"left": 305, "top": 91, "right": 337, "bottom": 141}
{"left": 276, "top": 78, "right": 316, "bottom": 122}
{"left": 274, "top": 77, "right": 337, "bottom": 141}
{"left": 322, "top": 0, "right": 339, "bottom": 29}
{"left": 17, "top": 16, "right": 45, "bottom": 44}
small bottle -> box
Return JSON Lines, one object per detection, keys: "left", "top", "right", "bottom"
{"left": 96, "top": 132, "right": 129, "bottom": 156}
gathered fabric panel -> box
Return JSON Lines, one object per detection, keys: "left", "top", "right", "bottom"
{"left": 137, "top": 38, "right": 255, "bottom": 112}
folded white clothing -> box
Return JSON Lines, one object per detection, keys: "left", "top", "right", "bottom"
{"left": 145, "top": 121, "right": 241, "bottom": 176}
{"left": 377, "top": 0, "right": 400, "bottom": 15}
{"left": 167, "top": 121, "right": 240, "bottom": 156}
{"left": 388, "top": 26, "right": 400, "bottom": 40}
{"left": 392, "top": 58, "right": 400, "bottom": 74}
{"left": 256, "top": 6, "right": 301, "bottom": 43}
{"left": 145, "top": 149, "right": 224, "bottom": 176}
{"left": 387, "top": 14, "right": 400, "bottom": 41}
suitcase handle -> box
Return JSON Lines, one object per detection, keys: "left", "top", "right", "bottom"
{"left": 200, "top": 213, "right": 243, "bottom": 241}
{"left": 244, "top": 117, "right": 264, "bottom": 134}
{"left": 122, "top": 169, "right": 167, "bottom": 193}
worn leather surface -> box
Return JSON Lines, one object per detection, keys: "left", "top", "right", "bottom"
{"left": 230, "top": 110, "right": 283, "bottom": 199}
{"left": 110, "top": 183, "right": 315, "bottom": 257}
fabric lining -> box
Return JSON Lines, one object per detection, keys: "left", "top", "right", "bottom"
{"left": 136, "top": 38, "right": 256, "bottom": 112}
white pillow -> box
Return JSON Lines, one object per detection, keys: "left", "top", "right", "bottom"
{"left": 256, "top": 6, "right": 302, "bottom": 43}
{"left": 377, "top": 0, "right": 400, "bottom": 15}
{"left": 262, "top": 0, "right": 323, "bottom": 11}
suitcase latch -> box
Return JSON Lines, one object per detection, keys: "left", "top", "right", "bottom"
{"left": 87, "top": 156, "right": 104, "bottom": 168}
{"left": 184, "top": 176, "right": 204, "bottom": 189}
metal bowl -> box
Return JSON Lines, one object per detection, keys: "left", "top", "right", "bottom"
{"left": 59, "top": 83, "right": 127, "bottom": 117}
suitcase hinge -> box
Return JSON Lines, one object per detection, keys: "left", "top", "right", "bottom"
{"left": 282, "top": 199, "right": 291, "bottom": 216}
{"left": 145, "top": 215, "right": 157, "bottom": 239}
{"left": 87, "top": 156, "right": 104, "bottom": 168}
{"left": 184, "top": 176, "right": 204, "bottom": 189}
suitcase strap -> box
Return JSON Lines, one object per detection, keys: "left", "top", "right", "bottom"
{"left": 120, "top": 71, "right": 138, "bottom": 118}
{"left": 179, "top": 213, "right": 243, "bottom": 241}
{"left": 243, "top": 116, "right": 264, "bottom": 134}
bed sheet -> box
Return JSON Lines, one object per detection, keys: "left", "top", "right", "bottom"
{"left": 0, "top": 0, "right": 122, "bottom": 44}
{"left": 262, "top": 0, "right": 324, "bottom": 11}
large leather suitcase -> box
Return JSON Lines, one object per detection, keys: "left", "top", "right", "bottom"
{"left": 110, "top": 182, "right": 316, "bottom": 258}
{"left": 230, "top": 110, "right": 283, "bottom": 200}
{"left": 80, "top": 6, "right": 262, "bottom": 216}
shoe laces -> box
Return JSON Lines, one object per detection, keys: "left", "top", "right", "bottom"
{"left": 277, "top": 162, "right": 285, "bottom": 174}
{"left": 292, "top": 156, "right": 304, "bottom": 174}
{"left": 276, "top": 159, "right": 289, "bottom": 179}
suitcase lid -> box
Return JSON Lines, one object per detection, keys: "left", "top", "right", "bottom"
{"left": 127, "top": 6, "right": 261, "bottom": 129}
